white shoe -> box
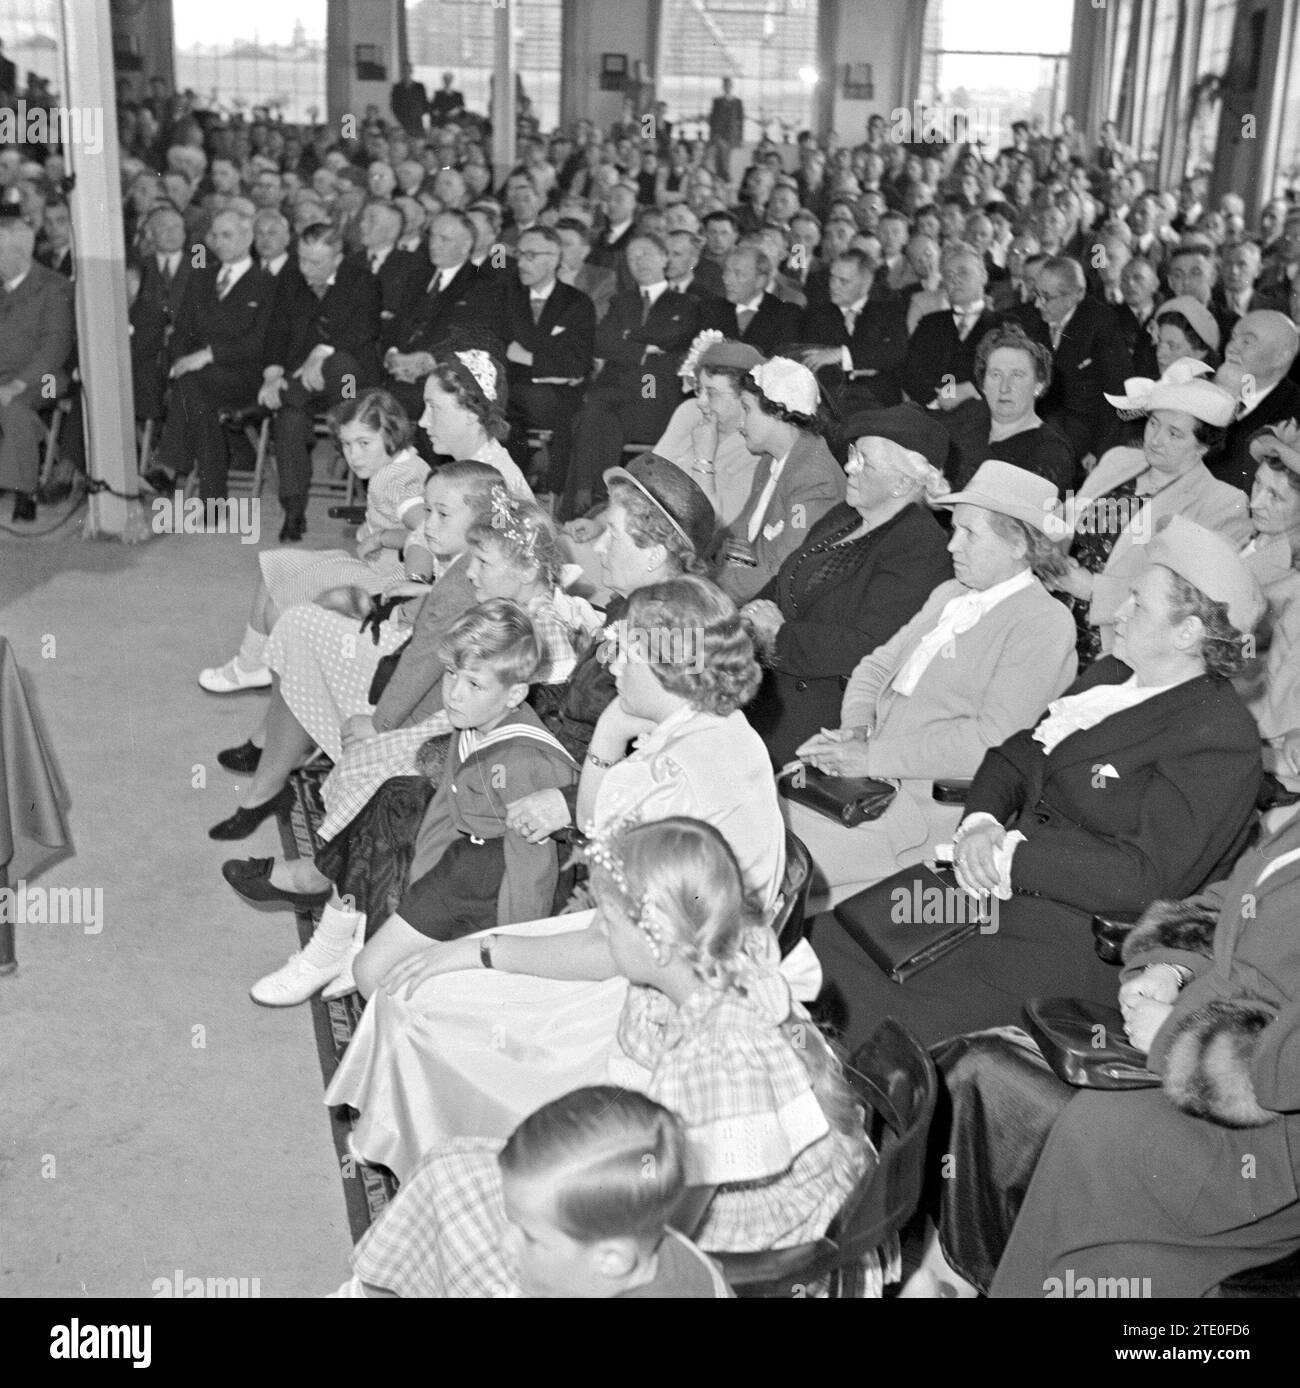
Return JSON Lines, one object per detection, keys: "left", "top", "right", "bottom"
{"left": 199, "top": 659, "right": 272, "bottom": 694}
{"left": 250, "top": 947, "right": 347, "bottom": 1006}
{"left": 321, "top": 941, "right": 362, "bottom": 1001}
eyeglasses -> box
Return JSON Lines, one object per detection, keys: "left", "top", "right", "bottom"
{"left": 1033, "top": 286, "right": 1070, "bottom": 303}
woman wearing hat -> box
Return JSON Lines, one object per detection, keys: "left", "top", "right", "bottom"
{"left": 741, "top": 406, "right": 955, "bottom": 767}
{"left": 813, "top": 515, "right": 1264, "bottom": 1050}
{"left": 1235, "top": 421, "right": 1300, "bottom": 765}
{"left": 1050, "top": 358, "right": 1250, "bottom": 665}
{"left": 787, "top": 461, "right": 1078, "bottom": 909}
{"left": 652, "top": 334, "right": 767, "bottom": 528}
{"left": 418, "top": 350, "right": 533, "bottom": 501}
{"left": 1150, "top": 295, "right": 1222, "bottom": 375}
{"left": 714, "top": 356, "right": 847, "bottom": 604}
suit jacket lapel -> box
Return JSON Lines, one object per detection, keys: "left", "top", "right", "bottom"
{"left": 1044, "top": 674, "right": 1215, "bottom": 772}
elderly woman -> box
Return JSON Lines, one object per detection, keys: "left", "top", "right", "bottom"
{"left": 741, "top": 407, "right": 955, "bottom": 767}
{"left": 912, "top": 799, "right": 1300, "bottom": 1298}
{"left": 1151, "top": 294, "right": 1222, "bottom": 375}
{"left": 651, "top": 336, "right": 766, "bottom": 528}
{"left": 789, "top": 461, "right": 1078, "bottom": 910}
{"left": 813, "top": 516, "right": 1265, "bottom": 1050}
{"left": 943, "top": 321, "right": 1076, "bottom": 493}
{"left": 713, "top": 357, "right": 846, "bottom": 604}
{"left": 1049, "top": 360, "right": 1250, "bottom": 665}
{"left": 323, "top": 576, "right": 791, "bottom": 1177}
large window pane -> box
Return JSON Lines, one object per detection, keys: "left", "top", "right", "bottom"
{"left": 173, "top": 1, "right": 327, "bottom": 124}
{"left": 657, "top": 0, "right": 820, "bottom": 143}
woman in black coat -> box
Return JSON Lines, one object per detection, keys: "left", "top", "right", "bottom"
{"left": 741, "top": 407, "right": 954, "bottom": 767}
{"left": 812, "top": 516, "right": 1266, "bottom": 1050}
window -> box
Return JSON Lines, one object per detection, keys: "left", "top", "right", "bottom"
{"left": 0, "top": 0, "right": 60, "bottom": 98}
{"left": 919, "top": 0, "right": 1073, "bottom": 147}
{"left": 656, "top": 0, "right": 821, "bottom": 144}
{"left": 173, "top": 2, "right": 327, "bottom": 124}
{"left": 405, "top": 0, "right": 562, "bottom": 132}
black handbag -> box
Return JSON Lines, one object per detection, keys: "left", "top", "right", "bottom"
{"left": 831, "top": 864, "right": 986, "bottom": 983}
{"left": 778, "top": 764, "right": 897, "bottom": 827}
{"left": 1021, "top": 997, "right": 1161, "bottom": 1090}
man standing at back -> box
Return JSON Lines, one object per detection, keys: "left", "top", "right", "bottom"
{"left": 708, "top": 77, "right": 745, "bottom": 182}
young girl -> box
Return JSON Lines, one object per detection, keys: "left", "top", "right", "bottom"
{"left": 331, "top": 818, "right": 870, "bottom": 1295}
{"left": 335, "top": 1086, "right": 731, "bottom": 1298}
{"left": 248, "top": 599, "right": 579, "bottom": 1005}
{"left": 199, "top": 389, "right": 429, "bottom": 694}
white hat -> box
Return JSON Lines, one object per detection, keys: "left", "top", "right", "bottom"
{"left": 934, "top": 459, "right": 1071, "bottom": 538}
{"left": 1104, "top": 357, "right": 1234, "bottom": 425}
{"left": 1148, "top": 515, "right": 1264, "bottom": 633}
{"left": 747, "top": 357, "right": 820, "bottom": 419}
{"left": 1153, "top": 295, "right": 1221, "bottom": 352}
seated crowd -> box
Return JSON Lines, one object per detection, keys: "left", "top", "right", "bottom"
{"left": 16, "top": 73, "right": 1300, "bottom": 1297}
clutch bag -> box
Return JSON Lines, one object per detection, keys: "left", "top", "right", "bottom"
{"left": 831, "top": 864, "right": 983, "bottom": 983}
{"left": 1021, "top": 997, "right": 1160, "bottom": 1089}
{"left": 778, "top": 764, "right": 897, "bottom": 827}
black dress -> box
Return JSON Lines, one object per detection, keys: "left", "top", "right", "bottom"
{"left": 1064, "top": 475, "right": 1142, "bottom": 667}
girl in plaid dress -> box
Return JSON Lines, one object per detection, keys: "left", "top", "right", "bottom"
{"left": 337, "top": 819, "right": 869, "bottom": 1297}
{"left": 198, "top": 390, "right": 429, "bottom": 695}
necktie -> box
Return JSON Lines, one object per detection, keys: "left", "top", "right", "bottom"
{"left": 370, "top": 253, "right": 382, "bottom": 275}
{"left": 843, "top": 308, "right": 858, "bottom": 336}
{"left": 640, "top": 289, "right": 653, "bottom": 325}
{"left": 159, "top": 256, "right": 172, "bottom": 286}
{"left": 313, "top": 281, "right": 328, "bottom": 301}
{"left": 530, "top": 295, "right": 545, "bottom": 324}
{"left": 736, "top": 306, "right": 756, "bottom": 334}
{"left": 954, "top": 308, "right": 977, "bottom": 340}
{"left": 216, "top": 266, "right": 232, "bottom": 300}
{"left": 1050, "top": 323, "right": 1063, "bottom": 351}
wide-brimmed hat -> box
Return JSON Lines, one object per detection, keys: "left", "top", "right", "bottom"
{"left": 1104, "top": 357, "right": 1234, "bottom": 425}
{"left": 1147, "top": 515, "right": 1264, "bottom": 633}
{"left": 934, "top": 459, "right": 1070, "bottom": 538}
{"left": 1153, "top": 295, "right": 1221, "bottom": 352}
{"left": 603, "top": 453, "right": 716, "bottom": 558}
{"left": 843, "top": 405, "right": 950, "bottom": 474}
{"left": 1248, "top": 419, "right": 1300, "bottom": 475}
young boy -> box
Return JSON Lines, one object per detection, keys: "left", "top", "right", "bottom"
{"left": 349, "top": 598, "right": 580, "bottom": 997}
{"left": 333, "top": 1087, "right": 732, "bottom": 1298}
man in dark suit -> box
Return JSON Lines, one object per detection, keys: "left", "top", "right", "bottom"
{"left": 587, "top": 182, "right": 639, "bottom": 276}
{"left": 152, "top": 208, "right": 274, "bottom": 502}
{"left": 556, "top": 233, "right": 699, "bottom": 519}
{"left": 390, "top": 64, "right": 429, "bottom": 138}
{"left": 501, "top": 226, "right": 596, "bottom": 486}
{"left": 1017, "top": 256, "right": 1132, "bottom": 462}
{"left": 1207, "top": 311, "right": 1300, "bottom": 495}
{"left": 1114, "top": 256, "right": 1161, "bottom": 380}
{"left": 382, "top": 210, "right": 493, "bottom": 433}
{"left": 429, "top": 71, "right": 465, "bottom": 122}
{"left": 353, "top": 200, "right": 422, "bottom": 337}
{"left": 1216, "top": 240, "right": 1287, "bottom": 321}
{"left": 555, "top": 217, "right": 616, "bottom": 322}
{"left": 796, "top": 248, "right": 909, "bottom": 410}
{"left": 901, "top": 245, "right": 1002, "bottom": 409}
{"left": 1167, "top": 243, "right": 1237, "bottom": 345}
{"left": 663, "top": 229, "right": 720, "bottom": 302}
{"left": 257, "top": 225, "right": 382, "bottom": 539}
{"left": 36, "top": 198, "right": 73, "bottom": 277}
{"left": 698, "top": 245, "right": 801, "bottom": 358}
{"left": 131, "top": 203, "right": 194, "bottom": 425}
{"left": 708, "top": 76, "right": 744, "bottom": 180}
{"left": 0, "top": 216, "right": 74, "bottom": 521}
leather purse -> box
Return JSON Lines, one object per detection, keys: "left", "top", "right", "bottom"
{"left": 778, "top": 764, "right": 897, "bottom": 828}
{"left": 1092, "top": 911, "right": 1141, "bottom": 965}
{"left": 831, "top": 864, "right": 985, "bottom": 983}
{"left": 1021, "top": 997, "right": 1160, "bottom": 1089}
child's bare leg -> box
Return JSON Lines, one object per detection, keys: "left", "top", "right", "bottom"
{"left": 238, "top": 683, "right": 314, "bottom": 807}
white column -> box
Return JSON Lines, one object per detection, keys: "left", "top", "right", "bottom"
{"left": 61, "top": 0, "right": 149, "bottom": 542}
{"left": 492, "top": 0, "right": 516, "bottom": 177}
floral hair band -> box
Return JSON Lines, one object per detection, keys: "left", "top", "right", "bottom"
{"left": 455, "top": 348, "right": 498, "bottom": 402}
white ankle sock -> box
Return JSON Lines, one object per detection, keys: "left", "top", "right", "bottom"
{"left": 302, "top": 903, "right": 363, "bottom": 967}
{"left": 234, "top": 626, "right": 269, "bottom": 673}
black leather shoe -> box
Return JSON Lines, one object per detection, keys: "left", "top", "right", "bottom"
{"left": 143, "top": 468, "right": 176, "bottom": 494}
{"left": 279, "top": 500, "right": 306, "bottom": 542}
{"left": 208, "top": 786, "right": 294, "bottom": 841}
{"left": 222, "top": 856, "right": 332, "bottom": 910}
{"left": 11, "top": 492, "right": 36, "bottom": 522}
{"left": 217, "top": 740, "right": 263, "bottom": 774}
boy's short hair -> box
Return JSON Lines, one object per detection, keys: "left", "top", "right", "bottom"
{"left": 427, "top": 461, "right": 508, "bottom": 520}
{"left": 435, "top": 597, "right": 540, "bottom": 687}
{"left": 498, "top": 1086, "right": 686, "bottom": 1247}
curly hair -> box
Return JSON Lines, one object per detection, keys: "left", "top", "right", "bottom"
{"left": 621, "top": 576, "right": 760, "bottom": 716}
{"left": 975, "top": 320, "right": 1054, "bottom": 392}
{"left": 984, "top": 509, "right": 1069, "bottom": 583}
{"left": 739, "top": 372, "right": 826, "bottom": 436}
{"left": 435, "top": 596, "right": 540, "bottom": 687}
{"left": 466, "top": 495, "right": 566, "bottom": 589}
{"left": 427, "top": 354, "right": 510, "bottom": 441}
{"left": 327, "top": 387, "right": 414, "bottom": 454}
{"left": 606, "top": 478, "right": 708, "bottom": 577}
{"left": 1164, "top": 570, "right": 1252, "bottom": 679}
{"left": 589, "top": 817, "right": 864, "bottom": 1148}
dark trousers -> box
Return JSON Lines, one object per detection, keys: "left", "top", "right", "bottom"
{"left": 0, "top": 377, "right": 55, "bottom": 494}
{"left": 159, "top": 364, "right": 261, "bottom": 500}
{"left": 384, "top": 375, "right": 435, "bottom": 463}
{"left": 555, "top": 387, "right": 678, "bottom": 520}
{"left": 505, "top": 379, "right": 585, "bottom": 489}
{"left": 273, "top": 351, "right": 372, "bottom": 504}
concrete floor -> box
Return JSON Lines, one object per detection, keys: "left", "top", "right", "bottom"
{"left": 0, "top": 496, "right": 352, "bottom": 1298}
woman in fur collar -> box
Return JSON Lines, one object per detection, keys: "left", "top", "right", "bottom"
{"left": 905, "top": 800, "right": 1300, "bottom": 1299}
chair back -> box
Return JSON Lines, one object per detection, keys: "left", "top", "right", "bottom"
{"left": 830, "top": 1018, "right": 938, "bottom": 1257}
{"left": 772, "top": 829, "right": 812, "bottom": 958}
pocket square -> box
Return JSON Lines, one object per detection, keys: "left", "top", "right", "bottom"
{"left": 762, "top": 520, "right": 785, "bottom": 542}
{"left": 1078, "top": 357, "right": 1093, "bottom": 370}
{"left": 1096, "top": 763, "right": 1120, "bottom": 780}
{"left": 550, "top": 325, "right": 566, "bottom": 336}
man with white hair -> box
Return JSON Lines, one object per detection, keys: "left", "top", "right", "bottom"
{"left": 148, "top": 208, "right": 273, "bottom": 501}
{"left": 1208, "top": 310, "right": 1300, "bottom": 495}
{"left": 0, "top": 214, "right": 73, "bottom": 521}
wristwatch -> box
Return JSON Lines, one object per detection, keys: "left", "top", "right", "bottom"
{"left": 480, "top": 933, "right": 498, "bottom": 969}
